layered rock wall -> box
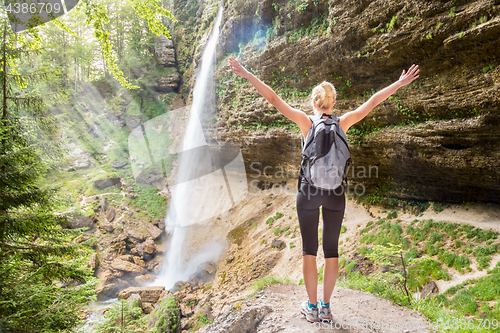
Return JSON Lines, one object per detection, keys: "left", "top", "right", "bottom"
{"left": 198, "top": 0, "right": 500, "bottom": 203}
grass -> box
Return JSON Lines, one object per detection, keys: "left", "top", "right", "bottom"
{"left": 187, "top": 313, "right": 212, "bottom": 331}
{"left": 339, "top": 270, "right": 500, "bottom": 332}
{"left": 247, "top": 275, "right": 295, "bottom": 297}
{"left": 349, "top": 214, "right": 500, "bottom": 330}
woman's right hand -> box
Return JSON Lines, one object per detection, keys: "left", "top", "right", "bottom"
{"left": 229, "top": 57, "right": 251, "bottom": 79}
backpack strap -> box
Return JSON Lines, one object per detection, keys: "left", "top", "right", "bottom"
{"left": 297, "top": 115, "right": 315, "bottom": 194}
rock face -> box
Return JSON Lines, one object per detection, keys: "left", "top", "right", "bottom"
{"left": 118, "top": 286, "right": 166, "bottom": 303}
{"left": 155, "top": 36, "right": 176, "bottom": 67}
{"left": 205, "top": 0, "right": 500, "bottom": 204}
{"left": 153, "top": 36, "right": 181, "bottom": 92}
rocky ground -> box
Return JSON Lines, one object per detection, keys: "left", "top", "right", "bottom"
{"left": 84, "top": 183, "right": 500, "bottom": 332}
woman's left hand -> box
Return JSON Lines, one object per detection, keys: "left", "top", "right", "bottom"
{"left": 398, "top": 64, "right": 420, "bottom": 86}
{"left": 229, "top": 57, "right": 251, "bottom": 79}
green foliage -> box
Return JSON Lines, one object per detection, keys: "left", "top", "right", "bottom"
{"left": 448, "top": 6, "right": 456, "bottom": 17}
{"left": 386, "top": 15, "right": 397, "bottom": 31}
{"left": 406, "top": 259, "right": 450, "bottom": 291}
{"left": 266, "top": 216, "right": 274, "bottom": 227}
{"left": 0, "top": 24, "right": 97, "bottom": 331}
{"left": 81, "top": 0, "right": 176, "bottom": 89}
{"left": 437, "top": 251, "right": 471, "bottom": 273}
{"left": 340, "top": 225, "right": 347, "bottom": 234}
{"left": 274, "top": 225, "right": 290, "bottom": 236}
{"left": 188, "top": 313, "right": 213, "bottom": 331}
{"left": 94, "top": 299, "right": 144, "bottom": 332}
{"left": 248, "top": 275, "right": 295, "bottom": 295}
{"left": 365, "top": 243, "right": 434, "bottom": 304}
{"left": 450, "top": 290, "right": 478, "bottom": 315}
{"left": 147, "top": 296, "right": 181, "bottom": 333}
{"left": 482, "top": 64, "right": 495, "bottom": 73}
{"left": 297, "top": 2, "right": 309, "bottom": 13}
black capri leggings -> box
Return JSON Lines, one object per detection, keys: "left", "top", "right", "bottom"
{"left": 296, "top": 179, "right": 345, "bottom": 258}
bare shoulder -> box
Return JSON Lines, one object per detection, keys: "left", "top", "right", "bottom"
{"left": 338, "top": 115, "right": 349, "bottom": 135}
{"left": 295, "top": 112, "right": 313, "bottom": 141}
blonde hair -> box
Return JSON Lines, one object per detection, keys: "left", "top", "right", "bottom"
{"left": 311, "top": 81, "right": 336, "bottom": 113}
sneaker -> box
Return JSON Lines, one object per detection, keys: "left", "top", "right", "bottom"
{"left": 318, "top": 300, "right": 332, "bottom": 322}
{"left": 300, "top": 300, "right": 319, "bottom": 322}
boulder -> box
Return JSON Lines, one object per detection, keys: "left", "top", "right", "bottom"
{"left": 93, "top": 177, "right": 121, "bottom": 190}
{"left": 113, "top": 160, "right": 127, "bottom": 169}
{"left": 141, "top": 238, "right": 157, "bottom": 258}
{"left": 147, "top": 295, "right": 181, "bottom": 333}
{"left": 101, "top": 197, "right": 109, "bottom": 212}
{"left": 421, "top": 281, "right": 439, "bottom": 299}
{"left": 126, "top": 228, "right": 147, "bottom": 243}
{"left": 118, "top": 286, "right": 166, "bottom": 303}
{"left": 132, "top": 256, "right": 146, "bottom": 267}
{"left": 203, "top": 304, "right": 272, "bottom": 333}
{"left": 100, "top": 221, "right": 115, "bottom": 233}
{"left": 134, "top": 274, "right": 156, "bottom": 285}
{"left": 199, "top": 303, "right": 214, "bottom": 322}
{"left": 67, "top": 215, "right": 95, "bottom": 231}
{"left": 111, "top": 259, "right": 147, "bottom": 274}
{"left": 270, "top": 239, "right": 286, "bottom": 250}
{"left": 179, "top": 302, "right": 193, "bottom": 317}
{"left": 127, "top": 293, "right": 142, "bottom": 307}
{"left": 106, "top": 208, "right": 116, "bottom": 222}
{"left": 88, "top": 253, "right": 99, "bottom": 271}
{"left": 146, "top": 223, "right": 163, "bottom": 240}
{"left": 95, "top": 269, "right": 118, "bottom": 296}
{"left": 187, "top": 261, "right": 217, "bottom": 285}
{"left": 141, "top": 302, "right": 155, "bottom": 314}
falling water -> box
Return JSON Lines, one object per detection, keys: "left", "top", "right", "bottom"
{"left": 154, "top": 4, "right": 225, "bottom": 290}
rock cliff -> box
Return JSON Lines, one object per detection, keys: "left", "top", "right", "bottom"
{"left": 172, "top": 0, "right": 500, "bottom": 203}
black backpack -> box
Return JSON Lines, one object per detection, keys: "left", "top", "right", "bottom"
{"left": 297, "top": 113, "right": 351, "bottom": 193}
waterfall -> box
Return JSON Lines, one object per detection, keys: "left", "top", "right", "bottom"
{"left": 154, "top": 4, "right": 228, "bottom": 290}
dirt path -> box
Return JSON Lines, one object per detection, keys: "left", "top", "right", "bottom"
{"left": 204, "top": 284, "right": 433, "bottom": 333}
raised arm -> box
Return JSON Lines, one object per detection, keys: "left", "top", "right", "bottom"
{"left": 340, "top": 64, "right": 420, "bottom": 132}
{"left": 229, "top": 57, "right": 310, "bottom": 129}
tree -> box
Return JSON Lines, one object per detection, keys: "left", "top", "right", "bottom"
{"left": 80, "top": 0, "right": 176, "bottom": 89}
{"left": 0, "top": 18, "right": 97, "bottom": 332}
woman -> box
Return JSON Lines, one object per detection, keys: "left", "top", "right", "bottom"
{"left": 229, "top": 57, "right": 419, "bottom": 323}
